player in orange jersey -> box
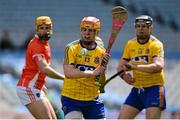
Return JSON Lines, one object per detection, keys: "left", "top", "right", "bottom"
{"left": 16, "top": 16, "right": 64, "bottom": 119}
{"left": 117, "top": 15, "right": 166, "bottom": 119}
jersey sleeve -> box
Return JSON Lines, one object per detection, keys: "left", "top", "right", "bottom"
{"left": 64, "top": 45, "right": 76, "bottom": 65}
{"left": 152, "top": 41, "right": 164, "bottom": 58}
{"left": 29, "top": 43, "right": 46, "bottom": 62}
{"left": 122, "top": 41, "right": 130, "bottom": 60}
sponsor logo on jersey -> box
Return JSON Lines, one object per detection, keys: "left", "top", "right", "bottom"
{"left": 76, "top": 64, "right": 95, "bottom": 71}
{"left": 132, "top": 56, "right": 149, "bottom": 63}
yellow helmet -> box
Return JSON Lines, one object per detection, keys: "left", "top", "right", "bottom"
{"left": 35, "top": 16, "right": 52, "bottom": 29}
{"left": 80, "top": 16, "right": 100, "bottom": 35}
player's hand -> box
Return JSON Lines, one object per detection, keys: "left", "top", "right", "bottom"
{"left": 93, "top": 65, "right": 106, "bottom": 76}
{"left": 122, "top": 72, "right": 135, "bottom": 85}
{"left": 85, "top": 66, "right": 106, "bottom": 77}
{"left": 101, "top": 53, "right": 110, "bottom": 67}
{"left": 125, "top": 63, "right": 137, "bottom": 70}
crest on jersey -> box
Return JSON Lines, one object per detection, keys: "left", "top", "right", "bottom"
{"left": 145, "top": 48, "right": 150, "bottom": 54}
{"left": 62, "top": 106, "right": 67, "bottom": 112}
{"left": 94, "top": 56, "right": 99, "bottom": 64}
{"left": 85, "top": 56, "right": 90, "bottom": 62}
{"left": 138, "top": 48, "right": 143, "bottom": 54}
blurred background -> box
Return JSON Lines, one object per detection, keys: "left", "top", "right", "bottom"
{"left": 0, "top": 0, "right": 180, "bottom": 119}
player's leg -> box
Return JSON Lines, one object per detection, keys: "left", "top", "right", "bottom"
{"left": 82, "top": 97, "right": 105, "bottom": 119}
{"left": 42, "top": 85, "right": 57, "bottom": 119}
{"left": 45, "top": 97, "right": 57, "bottom": 119}
{"left": 26, "top": 98, "right": 55, "bottom": 119}
{"left": 16, "top": 87, "right": 56, "bottom": 119}
{"left": 145, "top": 85, "right": 166, "bottom": 119}
{"left": 118, "top": 87, "right": 143, "bottom": 119}
{"left": 146, "top": 107, "right": 161, "bottom": 119}
{"left": 65, "top": 111, "right": 83, "bottom": 119}
{"left": 61, "top": 96, "right": 82, "bottom": 119}
{"left": 118, "top": 104, "right": 140, "bottom": 119}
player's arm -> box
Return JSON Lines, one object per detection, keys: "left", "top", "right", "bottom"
{"left": 117, "top": 58, "right": 129, "bottom": 72}
{"left": 35, "top": 57, "right": 65, "bottom": 80}
{"left": 127, "top": 41, "right": 164, "bottom": 73}
{"left": 63, "top": 64, "right": 106, "bottom": 79}
{"left": 64, "top": 53, "right": 109, "bottom": 79}
{"left": 127, "top": 56, "right": 164, "bottom": 73}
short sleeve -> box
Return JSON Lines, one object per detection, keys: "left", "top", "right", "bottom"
{"left": 64, "top": 45, "right": 76, "bottom": 64}
{"left": 152, "top": 41, "right": 164, "bottom": 58}
{"left": 31, "top": 47, "right": 45, "bottom": 60}
{"left": 122, "top": 41, "right": 130, "bottom": 60}
{"left": 27, "top": 41, "right": 46, "bottom": 63}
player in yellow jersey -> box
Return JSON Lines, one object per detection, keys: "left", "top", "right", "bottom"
{"left": 62, "top": 16, "right": 109, "bottom": 119}
{"left": 117, "top": 15, "right": 166, "bottom": 119}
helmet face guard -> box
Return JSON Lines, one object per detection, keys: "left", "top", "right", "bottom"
{"left": 80, "top": 16, "right": 100, "bottom": 36}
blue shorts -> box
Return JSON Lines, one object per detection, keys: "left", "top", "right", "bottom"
{"left": 124, "top": 85, "right": 166, "bottom": 111}
{"left": 61, "top": 96, "right": 105, "bottom": 119}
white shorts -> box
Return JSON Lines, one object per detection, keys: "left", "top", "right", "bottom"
{"left": 16, "top": 86, "right": 46, "bottom": 105}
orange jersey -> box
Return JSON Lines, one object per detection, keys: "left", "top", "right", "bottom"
{"left": 17, "top": 36, "right": 51, "bottom": 90}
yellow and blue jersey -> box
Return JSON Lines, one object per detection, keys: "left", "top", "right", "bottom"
{"left": 62, "top": 39, "right": 105, "bottom": 101}
{"left": 122, "top": 35, "right": 165, "bottom": 88}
